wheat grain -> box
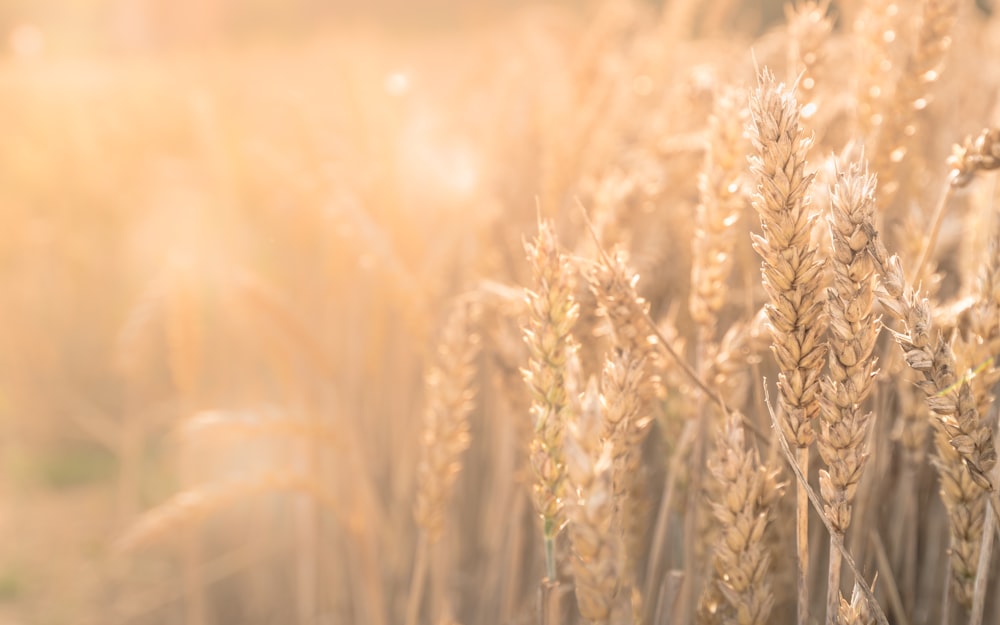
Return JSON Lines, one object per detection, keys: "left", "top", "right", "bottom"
{"left": 838, "top": 582, "right": 875, "bottom": 625}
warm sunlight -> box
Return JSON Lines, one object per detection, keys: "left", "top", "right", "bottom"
{"left": 2, "top": 1, "right": 1000, "bottom": 624}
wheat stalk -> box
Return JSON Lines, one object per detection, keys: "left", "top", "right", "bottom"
{"left": 523, "top": 219, "right": 580, "bottom": 580}
{"left": 748, "top": 67, "right": 827, "bottom": 625}
{"left": 163, "top": 257, "right": 208, "bottom": 625}
{"left": 817, "top": 160, "right": 880, "bottom": 624}
{"left": 764, "top": 384, "right": 892, "bottom": 625}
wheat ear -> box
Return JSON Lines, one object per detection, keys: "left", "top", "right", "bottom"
{"left": 817, "top": 161, "right": 880, "bottom": 624}
{"left": 948, "top": 128, "right": 1000, "bottom": 188}
{"left": 689, "top": 84, "right": 753, "bottom": 622}
{"left": 413, "top": 299, "right": 482, "bottom": 541}
{"left": 867, "top": 228, "right": 997, "bottom": 489}
{"left": 599, "top": 347, "right": 645, "bottom": 609}
{"left": 587, "top": 249, "right": 661, "bottom": 406}
{"left": 838, "top": 582, "right": 876, "bottom": 625}
{"left": 786, "top": 0, "right": 833, "bottom": 120}
{"left": 866, "top": 220, "right": 998, "bottom": 608}
{"left": 748, "top": 67, "right": 827, "bottom": 625}
{"left": 852, "top": 0, "right": 898, "bottom": 143}
{"left": 600, "top": 347, "right": 647, "bottom": 513}
{"left": 962, "top": 239, "right": 1000, "bottom": 420}
{"left": 586, "top": 248, "right": 660, "bottom": 587}
{"left": 908, "top": 129, "right": 1000, "bottom": 283}
{"left": 948, "top": 239, "right": 1000, "bottom": 618}
{"left": 406, "top": 299, "right": 482, "bottom": 625}
{"left": 565, "top": 372, "right": 622, "bottom": 624}
{"left": 523, "top": 219, "right": 580, "bottom": 580}
{"left": 698, "top": 412, "right": 785, "bottom": 625}
{"left": 872, "top": 0, "right": 958, "bottom": 212}
{"left": 691, "top": 86, "right": 748, "bottom": 338}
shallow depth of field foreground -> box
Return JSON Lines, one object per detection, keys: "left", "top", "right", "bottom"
{"left": 4, "top": 0, "right": 1000, "bottom": 624}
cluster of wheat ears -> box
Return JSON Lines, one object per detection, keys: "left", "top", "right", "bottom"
{"left": 105, "top": 0, "right": 1000, "bottom": 624}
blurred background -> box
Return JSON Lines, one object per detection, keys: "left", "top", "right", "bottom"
{"left": 0, "top": 2, "right": 619, "bottom": 623}
{"left": 4, "top": 0, "right": 973, "bottom": 623}
{"left": 0, "top": 0, "right": 618, "bottom": 54}
{"left": 0, "top": 0, "right": 803, "bottom": 56}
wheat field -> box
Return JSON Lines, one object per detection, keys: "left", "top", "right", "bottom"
{"left": 2, "top": 1, "right": 1000, "bottom": 624}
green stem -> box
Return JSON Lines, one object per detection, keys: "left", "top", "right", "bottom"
{"left": 404, "top": 532, "right": 429, "bottom": 625}
{"left": 544, "top": 518, "right": 557, "bottom": 580}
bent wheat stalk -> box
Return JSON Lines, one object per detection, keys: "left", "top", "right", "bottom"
{"left": 865, "top": 215, "right": 1000, "bottom": 608}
